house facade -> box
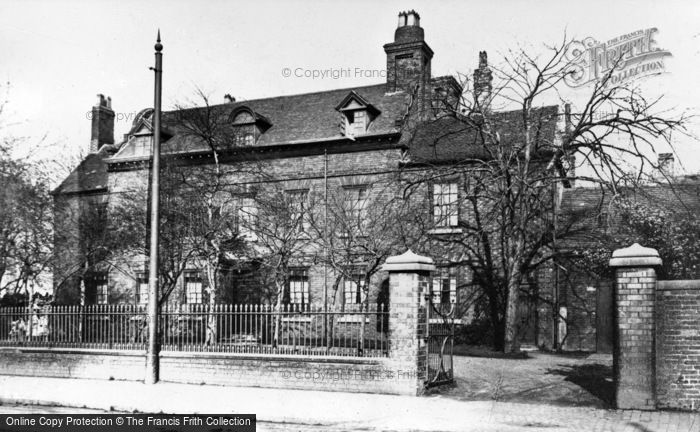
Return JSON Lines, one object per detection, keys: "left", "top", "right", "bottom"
{"left": 52, "top": 10, "right": 583, "bottom": 351}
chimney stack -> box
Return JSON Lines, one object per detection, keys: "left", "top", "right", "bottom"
{"left": 473, "top": 51, "right": 493, "bottom": 110}
{"left": 658, "top": 153, "right": 675, "bottom": 178}
{"left": 90, "top": 94, "right": 115, "bottom": 153}
{"left": 383, "top": 10, "right": 433, "bottom": 94}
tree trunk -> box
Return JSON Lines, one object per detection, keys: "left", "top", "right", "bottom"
{"left": 503, "top": 265, "right": 522, "bottom": 353}
{"left": 358, "top": 275, "right": 372, "bottom": 356}
{"left": 487, "top": 288, "right": 504, "bottom": 351}
{"left": 204, "top": 260, "right": 218, "bottom": 345}
{"left": 326, "top": 275, "right": 342, "bottom": 350}
{"left": 273, "top": 279, "right": 284, "bottom": 349}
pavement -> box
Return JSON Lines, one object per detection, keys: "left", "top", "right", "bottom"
{"left": 0, "top": 375, "right": 699, "bottom": 431}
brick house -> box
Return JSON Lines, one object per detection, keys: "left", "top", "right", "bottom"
{"left": 51, "top": 11, "right": 570, "bottom": 348}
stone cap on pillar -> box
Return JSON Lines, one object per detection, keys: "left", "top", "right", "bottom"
{"left": 609, "top": 243, "right": 662, "bottom": 267}
{"left": 381, "top": 249, "right": 436, "bottom": 272}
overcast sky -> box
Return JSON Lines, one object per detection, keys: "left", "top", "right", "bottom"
{"left": 1, "top": 0, "right": 698, "bottom": 180}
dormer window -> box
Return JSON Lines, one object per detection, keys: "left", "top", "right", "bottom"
{"left": 336, "top": 91, "right": 381, "bottom": 139}
{"left": 228, "top": 107, "right": 272, "bottom": 147}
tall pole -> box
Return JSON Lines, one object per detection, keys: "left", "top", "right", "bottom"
{"left": 323, "top": 149, "right": 329, "bottom": 351}
{"left": 146, "top": 30, "right": 163, "bottom": 385}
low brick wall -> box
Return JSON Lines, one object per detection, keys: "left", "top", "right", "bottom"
{"left": 656, "top": 280, "right": 700, "bottom": 411}
{"left": 0, "top": 348, "right": 418, "bottom": 395}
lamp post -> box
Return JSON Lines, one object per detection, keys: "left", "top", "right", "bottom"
{"left": 145, "top": 31, "right": 163, "bottom": 385}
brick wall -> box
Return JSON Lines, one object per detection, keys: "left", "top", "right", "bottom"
{"left": 614, "top": 267, "right": 656, "bottom": 410}
{"left": 0, "top": 349, "right": 419, "bottom": 395}
{"left": 655, "top": 280, "right": 700, "bottom": 411}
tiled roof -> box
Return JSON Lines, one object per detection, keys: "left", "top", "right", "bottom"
{"left": 557, "top": 178, "right": 700, "bottom": 250}
{"left": 407, "top": 105, "right": 560, "bottom": 162}
{"left": 114, "top": 83, "right": 410, "bottom": 159}
{"left": 51, "top": 144, "right": 118, "bottom": 195}
{"left": 57, "top": 83, "right": 412, "bottom": 194}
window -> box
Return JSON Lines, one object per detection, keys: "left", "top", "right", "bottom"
{"left": 136, "top": 272, "right": 149, "bottom": 305}
{"left": 287, "top": 190, "right": 309, "bottom": 232}
{"left": 346, "top": 110, "right": 368, "bottom": 137}
{"left": 232, "top": 111, "right": 258, "bottom": 146}
{"left": 433, "top": 183, "right": 458, "bottom": 227}
{"left": 184, "top": 271, "right": 203, "bottom": 304}
{"left": 288, "top": 269, "right": 309, "bottom": 306}
{"left": 242, "top": 133, "right": 255, "bottom": 146}
{"left": 431, "top": 268, "right": 457, "bottom": 304}
{"left": 84, "top": 272, "right": 109, "bottom": 305}
{"left": 344, "top": 271, "right": 367, "bottom": 305}
{"left": 95, "top": 274, "right": 109, "bottom": 305}
{"left": 237, "top": 197, "right": 257, "bottom": 240}
{"left": 344, "top": 186, "right": 368, "bottom": 231}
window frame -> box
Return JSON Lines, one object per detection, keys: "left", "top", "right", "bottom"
{"left": 343, "top": 185, "right": 369, "bottom": 232}
{"left": 343, "top": 270, "right": 368, "bottom": 305}
{"left": 432, "top": 182, "right": 459, "bottom": 228}
{"left": 288, "top": 268, "right": 310, "bottom": 306}
{"left": 286, "top": 189, "right": 310, "bottom": 233}
{"left": 431, "top": 267, "right": 457, "bottom": 305}
{"left": 184, "top": 270, "right": 203, "bottom": 304}
{"left": 236, "top": 196, "right": 258, "bottom": 240}
{"left": 136, "top": 272, "right": 149, "bottom": 305}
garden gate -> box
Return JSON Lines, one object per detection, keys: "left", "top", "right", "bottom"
{"left": 425, "top": 300, "right": 455, "bottom": 387}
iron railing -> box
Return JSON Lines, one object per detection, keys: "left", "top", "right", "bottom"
{"left": 0, "top": 304, "right": 389, "bottom": 358}
{"left": 425, "top": 302, "right": 455, "bottom": 387}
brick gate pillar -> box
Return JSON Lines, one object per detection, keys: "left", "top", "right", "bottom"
{"left": 381, "top": 249, "right": 435, "bottom": 396}
{"left": 609, "top": 243, "right": 662, "bottom": 410}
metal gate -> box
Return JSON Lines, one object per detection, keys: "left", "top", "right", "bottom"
{"left": 425, "top": 300, "right": 455, "bottom": 387}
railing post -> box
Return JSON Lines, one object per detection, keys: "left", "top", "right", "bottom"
{"left": 609, "top": 243, "right": 662, "bottom": 410}
{"left": 381, "top": 250, "right": 435, "bottom": 396}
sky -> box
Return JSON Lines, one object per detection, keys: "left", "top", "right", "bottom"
{"left": 1, "top": 0, "right": 699, "bottom": 184}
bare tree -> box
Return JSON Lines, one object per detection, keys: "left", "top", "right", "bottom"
{"left": 308, "top": 173, "right": 425, "bottom": 352}
{"left": 406, "top": 39, "right": 689, "bottom": 352}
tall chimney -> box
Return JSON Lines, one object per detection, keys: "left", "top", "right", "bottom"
{"left": 383, "top": 10, "right": 433, "bottom": 94}
{"left": 473, "top": 51, "right": 493, "bottom": 110}
{"left": 90, "top": 94, "right": 115, "bottom": 153}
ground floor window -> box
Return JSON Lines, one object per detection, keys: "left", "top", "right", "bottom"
{"left": 432, "top": 268, "right": 457, "bottom": 304}
{"left": 136, "top": 272, "right": 149, "bottom": 305}
{"left": 344, "top": 271, "right": 367, "bottom": 305}
{"left": 288, "top": 268, "right": 309, "bottom": 306}
{"left": 185, "top": 271, "right": 203, "bottom": 304}
{"left": 85, "top": 272, "right": 109, "bottom": 305}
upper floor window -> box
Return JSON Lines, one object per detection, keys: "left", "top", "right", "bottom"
{"left": 343, "top": 186, "right": 368, "bottom": 231}
{"left": 287, "top": 190, "right": 309, "bottom": 233}
{"left": 236, "top": 197, "right": 257, "bottom": 240}
{"left": 433, "top": 183, "right": 458, "bottom": 227}
{"left": 345, "top": 110, "right": 369, "bottom": 137}
{"left": 288, "top": 268, "right": 309, "bottom": 306}
{"left": 184, "top": 271, "right": 203, "bottom": 304}
{"left": 335, "top": 91, "right": 380, "bottom": 139}
{"left": 230, "top": 109, "right": 269, "bottom": 146}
